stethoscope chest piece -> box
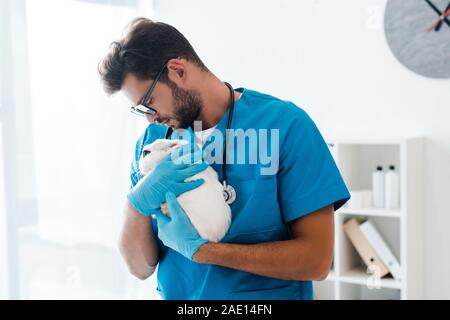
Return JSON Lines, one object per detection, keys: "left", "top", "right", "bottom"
{"left": 223, "top": 181, "right": 236, "bottom": 205}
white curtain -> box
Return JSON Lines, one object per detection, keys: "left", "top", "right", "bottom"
{"left": 0, "top": 0, "right": 158, "bottom": 299}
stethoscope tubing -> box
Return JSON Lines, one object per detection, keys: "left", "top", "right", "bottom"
{"left": 164, "top": 82, "right": 236, "bottom": 204}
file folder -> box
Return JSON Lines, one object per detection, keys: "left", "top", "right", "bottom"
{"left": 343, "top": 218, "right": 389, "bottom": 278}
{"left": 360, "top": 220, "right": 402, "bottom": 280}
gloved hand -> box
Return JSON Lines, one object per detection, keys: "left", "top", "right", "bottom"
{"left": 154, "top": 192, "right": 208, "bottom": 260}
{"left": 127, "top": 150, "right": 208, "bottom": 216}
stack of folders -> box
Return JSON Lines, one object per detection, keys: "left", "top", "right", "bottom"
{"left": 343, "top": 218, "right": 401, "bottom": 280}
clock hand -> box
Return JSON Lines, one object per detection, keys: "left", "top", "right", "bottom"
{"left": 434, "top": 2, "right": 450, "bottom": 31}
{"left": 427, "top": 7, "right": 450, "bottom": 31}
{"left": 425, "top": 0, "right": 444, "bottom": 16}
{"left": 424, "top": 0, "right": 450, "bottom": 28}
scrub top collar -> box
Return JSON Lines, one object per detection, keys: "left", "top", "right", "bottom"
{"left": 201, "top": 87, "right": 246, "bottom": 152}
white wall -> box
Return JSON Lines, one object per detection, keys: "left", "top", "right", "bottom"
{"left": 154, "top": 0, "right": 450, "bottom": 299}
{"left": 0, "top": 126, "right": 8, "bottom": 298}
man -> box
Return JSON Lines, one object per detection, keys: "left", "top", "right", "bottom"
{"left": 98, "top": 17, "right": 350, "bottom": 300}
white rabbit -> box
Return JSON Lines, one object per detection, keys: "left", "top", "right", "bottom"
{"left": 138, "top": 139, "right": 231, "bottom": 243}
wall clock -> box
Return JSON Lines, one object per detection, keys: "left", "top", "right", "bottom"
{"left": 384, "top": 0, "right": 450, "bottom": 78}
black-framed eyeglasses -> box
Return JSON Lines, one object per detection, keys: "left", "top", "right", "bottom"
{"left": 130, "top": 62, "right": 167, "bottom": 117}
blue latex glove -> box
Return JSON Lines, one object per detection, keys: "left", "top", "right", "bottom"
{"left": 127, "top": 151, "right": 208, "bottom": 216}
{"left": 154, "top": 192, "right": 208, "bottom": 260}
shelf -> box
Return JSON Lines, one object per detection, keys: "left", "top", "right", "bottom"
{"left": 339, "top": 268, "right": 402, "bottom": 290}
{"left": 337, "top": 208, "right": 401, "bottom": 218}
{"left": 318, "top": 137, "right": 425, "bottom": 299}
{"left": 325, "top": 270, "right": 335, "bottom": 281}
{"left": 313, "top": 280, "right": 335, "bottom": 300}
{"left": 327, "top": 137, "right": 413, "bottom": 145}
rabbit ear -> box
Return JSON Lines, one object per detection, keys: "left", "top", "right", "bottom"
{"left": 168, "top": 139, "right": 188, "bottom": 150}
{"left": 148, "top": 139, "right": 167, "bottom": 151}
{"left": 145, "top": 138, "right": 189, "bottom": 153}
{"left": 167, "top": 142, "right": 180, "bottom": 149}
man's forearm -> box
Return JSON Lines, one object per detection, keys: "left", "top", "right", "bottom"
{"left": 119, "top": 201, "right": 159, "bottom": 279}
{"left": 192, "top": 238, "right": 331, "bottom": 281}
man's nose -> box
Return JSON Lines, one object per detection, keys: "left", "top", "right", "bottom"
{"left": 145, "top": 113, "right": 158, "bottom": 123}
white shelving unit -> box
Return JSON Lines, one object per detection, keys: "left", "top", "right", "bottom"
{"left": 313, "top": 137, "right": 425, "bottom": 300}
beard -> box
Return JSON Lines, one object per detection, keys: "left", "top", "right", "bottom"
{"left": 168, "top": 81, "right": 203, "bottom": 129}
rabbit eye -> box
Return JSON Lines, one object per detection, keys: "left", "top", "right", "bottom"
{"left": 142, "top": 150, "right": 151, "bottom": 158}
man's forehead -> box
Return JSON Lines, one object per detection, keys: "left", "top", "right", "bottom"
{"left": 122, "top": 73, "right": 150, "bottom": 105}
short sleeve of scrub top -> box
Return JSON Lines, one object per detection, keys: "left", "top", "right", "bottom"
{"left": 277, "top": 105, "right": 350, "bottom": 222}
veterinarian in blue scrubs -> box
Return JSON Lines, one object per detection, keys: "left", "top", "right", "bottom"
{"left": 129, "top": 88, "right": 350, "bottom": 300}
{"left": 98, "top": 18, "right": 351, "bottom": 300}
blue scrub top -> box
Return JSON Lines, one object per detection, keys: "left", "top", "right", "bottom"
{"left": 130, "top": 88, "right": 350, "bottom": 300}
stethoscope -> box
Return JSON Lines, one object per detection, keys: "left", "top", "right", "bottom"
{"left": 164, "top": 82, "right": 237, "bottom": 205}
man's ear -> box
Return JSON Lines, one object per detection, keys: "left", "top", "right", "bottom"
{"left": 166, "top": 57, "right": 187, "bottom": 85}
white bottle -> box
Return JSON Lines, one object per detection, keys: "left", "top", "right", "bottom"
{"left": 372, "top": 166, "right": 385, "bottom": 208}
{"left": 385, "top": 165, "right": 400, "bottom": 209}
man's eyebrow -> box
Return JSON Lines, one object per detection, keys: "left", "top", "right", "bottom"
{"left": 134, "top": 95, "right": 144, "bottom": 106}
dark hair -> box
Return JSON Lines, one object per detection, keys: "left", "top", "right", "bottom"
{"left": 98, "top": 18, "right": 208, "bottom": 95}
